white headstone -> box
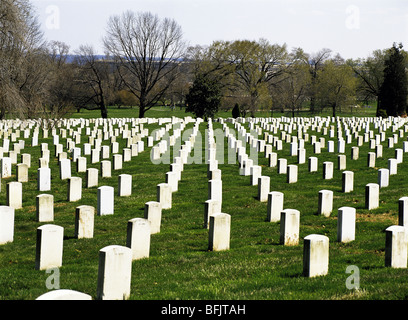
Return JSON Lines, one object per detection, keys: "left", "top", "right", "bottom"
{"left": 21, "top": 153, "right": 31, "bottom": 168}
{"left": 75, "top": 205, "right": 95, "bottom": 239}
{"left": 209, "top": 169, "right": 222, "bottom": 181}
{"left": 67, "top": 177, "right": 82, "bottom": 202}
{"left": 323, "top": 161, "right": 333, "bottom": 180}
{"left": 38, "top": 167, "right": 51, "bottom": 191}
{"left": 303, "top": 234, "right": 329, "bottom": 277}
{"left": 308, "top": 157, "right": 318, "bottom": 172}
{"left": 204, "top": 199, "right": 222, "bottom": 229}
{"left": 157, "top": 183, "right": 172, "bottom": 210}
{"left": 1, "top": 157, "right": 12, "bottom": 178}
{"left": 76, "top": 157, "right": 87, "bottom": 173}
{"left": 337, "top": 155, "right": 346, "bottom": 170}
{"left": 337, "top": 207, "right": 356, "bottom": 243}
{"left": 0, "top": 206, "right": 14, "bottom": 244}
{"left": 287, "top": 165, "right": 298, "bottom": 183}
{"left": 36, "top": 289, "right": 92, "bottom": 300}
{"left": 318, "top": 190, "right": 333, "bottom": 217}
{"left": 388, "top": 158, "right": 398, "bottom": 175}
{"left": 376, "top": 144, "right": 383, "bottom": 158}
{"left": 385, "top": 225, "right": 408, "bottom": 268}
{"left": 100, "top": 145, "right": 110, "bottom": 159}
{"left": 100, "top": 160, "right": 112, "bottom": 178}
{"left": 351, "top": 146, "right": 359, "bottom": 160}
{"left": 378, "top": 168, "right": 389, "bottom": 188}
{"left": 123, "top": 148, "right": 131, "bottom": 162}
{"left": 35, "top": 224, "right": 64, "bottom": 270}
{"left": 367, "top": 152, "right": 376, "bottom": 168}
{"left": 165, "top": 171, "right": 178, "bottom": 192}
{"left": 365, "top": 183, "right": 379, "bottom": 210}
{"left": 277, "top": 158, "right": 287, "bottom": 174}
{"left": 298, "top": 148, "right": 306, "bottom": 164}
{"left": 269, "top": 152, "right": 277, "bottom": 167}
{"left": 144, "top": 201, "right": 162, "bottom": 234}
{"left": 208, "top": 179, "right": 222, "bottom": 204}
{"left": 280, "top": 209, "right": 300, "bottom": 246}
{"left": 327, "top": 140, "right": 334, "bottom": 152}
{"left": 113, "top": 154, "right": 123, "bottom": 170}
{"left": 126, "top": 218, "right": 151, "bottom": 260}
{"left": 395, "top": 148, "right": 403, "bottom": 164}
{"left": 342, "top": 171, "right": 354, "bottom": 193}
{"left": 398, "top": 197, "right": 408, "bottom": 227}
{"left": 7, "top": 181, "right": 22, "bottom": 210}
{"left": 118, "top": 174, "right": 132, "bottom": 196}
{"left": 96, "top": 245, "right": 132, "bottom": 300}
{"left": 208, "top": 213, "right": 231, "bottom": 251}
{"left": 258, "top": 176, "right": 270, "bottom": 202}
{"left": 97, "top": 186, "right": 114, "bottom": 216}
{"left": 86, "top": 168, "right": 98, "bottom": 188}
{"left": 267, "top": 191, "right": 284, "bottom": 222}
{"left": 36, "top": 194, "right": 54, "bottom": 222}
{"left": 250, "top": 165, "right": 262, "bottom": 186}
{"left": 338, "top": 139, "right": 345, "bottom": 153}
{"left": 16, "top": 163, "right": 28, "bottom": 182}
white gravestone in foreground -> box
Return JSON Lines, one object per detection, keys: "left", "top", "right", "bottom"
{"left": 126, "top": 218, "right": 151, "bottom": 260}
{"left": 0, "top": 206, "right": 14, "bottom": 245}
{"left": 97, "top": 186, "right": 114, "bottom": 216}
{"left": 303, "top": 234, "right": 329, "bottom": 277}
{"left": 96, "top": 245, "right": 132, "bottom": 300}
{"left": 35, "top": 224, "right": 64, "bottom": 271}
{"left": 208, "top": 213, "right": 231, "bottom": 251}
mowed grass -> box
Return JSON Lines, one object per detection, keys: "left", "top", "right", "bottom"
{"left": 1, "top": 107, "right": 408, "bottom": 300}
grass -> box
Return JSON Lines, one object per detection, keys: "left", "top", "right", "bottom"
{"left": 70, "top": 103, "right": 378, "bottom": 120}
{"left": 0, "top": 105, "right": 408, "bottom": 300}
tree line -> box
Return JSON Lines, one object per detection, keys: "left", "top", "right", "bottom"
{"left": 1, "top": 0, "right": 407, "bottom": 120}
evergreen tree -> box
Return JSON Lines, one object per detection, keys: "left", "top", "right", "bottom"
{"left": 378, "top": 43, "right": 408, "bottom": 116}
{"left": 232, "top": 103, "right": 241, "bottom": 118}
{"left": 185, "top": 74, "right": 221, "bottom": 121}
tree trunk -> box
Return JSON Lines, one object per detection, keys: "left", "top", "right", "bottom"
{"left": 99, "top": 95, "right": 108, "bottom": 119}
{"left": 250, "top": 94, "right": 257, "bottom": 117}
{"left": 376, "top": 96, "right": 381, "bottom": 116}
{"left": 138, "top": 105, "right": 145, "bottom": 118}
{"left": 0, "top": 106, "right": 6, "bottom": 120}
{"left": 310, "top": 96, "right": 315, "bottom": 114}
{"left": 100, "top": 104, "right": 108, "bottom": 119}
{"left": 139, "top": 94, "right": 146, "bottom": 118}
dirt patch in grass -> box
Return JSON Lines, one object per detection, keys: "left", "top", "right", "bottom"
{"left": 356, "top": 212, "right": 398, "bottom": 224}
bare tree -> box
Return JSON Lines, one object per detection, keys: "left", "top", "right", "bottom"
{"left": 305, "top": 48, "right": 332, "bottom": 113}
{"left": 44, "top": 41, "right": 77, "bottom": 118}
{"left": 271, "top": 60, "right": 312, "bottom": 117}
{"left": 0, "top": 0, "right": 46, "bottom": 119}
{"left": 74, "top": 45, "right": 115, "bottom": 118}
{"left": 348, "top": 49, "right": 386, "bottom": 109}
{"left": 228, "top": 39, "right": 289, "bottom": 117}
{"left": 103, "top": 11, "right": 186, "bottom": 118}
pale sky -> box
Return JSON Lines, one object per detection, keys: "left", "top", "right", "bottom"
{"left": 31, "top": 0, "right": 408, "bottom": 59}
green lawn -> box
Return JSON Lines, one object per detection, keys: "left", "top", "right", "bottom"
{"left": 0, "top": 106, "right": 407, "bottom": 300}
{"left": 70, "top": 104, "right": 378, "bottom": 120}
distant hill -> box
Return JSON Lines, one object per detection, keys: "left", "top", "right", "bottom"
{"left": 65, "top": 54, "right": 107, "bottom": 63}
{"left": 64, "top": 54, "right": 184, "bottom": 63}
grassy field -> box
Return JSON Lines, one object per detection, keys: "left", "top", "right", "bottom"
{"left": 70, "top": 104, "right": 378, "bottom": 120}
{"left": 1, "top": 105, "right": 408, "bottom": 301}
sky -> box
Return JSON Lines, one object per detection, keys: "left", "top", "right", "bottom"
{"left": 30, "top": 0, "right": 408, "bottom": 60}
